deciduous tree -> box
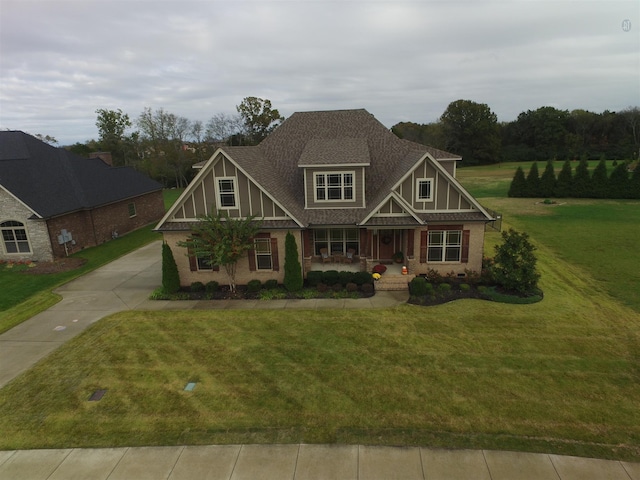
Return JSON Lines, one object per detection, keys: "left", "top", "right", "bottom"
{"left": 236, "top": 97, "right": 284, "bottom": 145}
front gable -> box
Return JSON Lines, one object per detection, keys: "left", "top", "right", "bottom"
{"left": 392, "top": 153, "right": 488, "bottom": 215}
{"left": 157, "top": 149, "right": 303, "bottom": 229}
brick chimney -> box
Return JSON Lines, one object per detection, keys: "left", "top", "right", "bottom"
{"left": 89, "top": 152, "right": 113, "bottom": 166}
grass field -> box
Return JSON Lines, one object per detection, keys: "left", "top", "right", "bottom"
{"left": 0, "top": 172, "right": 638, "bottom": 460}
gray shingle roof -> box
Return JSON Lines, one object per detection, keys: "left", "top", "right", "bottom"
{"left": 0, "top": 131, "right": 163, "bottom": 218}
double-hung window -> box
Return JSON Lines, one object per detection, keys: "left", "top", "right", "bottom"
{"left": 428, "top": 230, "right": 462, "bottom": 262}
{"left": 254, "top": 237, "right": 273, "bottom": 270}
{"left": 217, "top": 178, "right": 236, "bottom": 208}
{"left": 1, "top": 221, "right": 31, "bottom": 254}
{"left": 416, "top": 178, "right": 434, "bottom": 202}
{"left": 315, "top": 172, "right": 354, "bottom": 202}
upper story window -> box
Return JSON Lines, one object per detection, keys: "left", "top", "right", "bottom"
{"left": 1, "top": 220, "right": 31, "bottom": 254}
{"left": 217, "top": 178, "right": 236, "bottom": 208}
{"left": 416, "top": 178, "right": 434, "bottom": 202}
{"left": 315, "top": 172, "right": 354, "bottom": 202}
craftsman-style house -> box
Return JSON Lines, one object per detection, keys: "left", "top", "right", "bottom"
{"left": 0, "top": 131, "right": 165, "bottom": 262}
{"left": 155, "top": 109, "right": 493, "bottom": 287}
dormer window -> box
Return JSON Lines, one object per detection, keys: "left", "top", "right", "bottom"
{"left": 217, "top": 178, "right": 236, "bottom": 208}
{"left": 315, "top": 172, "right": 354, "bottom": 202}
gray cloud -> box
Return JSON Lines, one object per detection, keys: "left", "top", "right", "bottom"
{"left": 1, "top": 0, "right": 638, "bottom": 145}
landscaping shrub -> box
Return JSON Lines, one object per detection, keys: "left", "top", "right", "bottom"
{"left": 338, "top": 270, "right": 355, "bottom": 286}
{"left": 322, "top": 270, "right": 340, "bottom": 286}
{"left": 306, "top": 271, "right": 323, "bottom": 287}
{"left": 332, "top": 283, "right": 343, "bottom": 292}
{"left": 361, "top": 283, "right": 374, "bottom": 295}
{"left": 161, "top": 242, "right": 181, "bottom": 294}
{"left": 424, "top": 282, "right": 434, "bottom": 295}
{"left": 317, "top": 283, "right": 329, "bottom": 293}
{"left": 425, "top": 269, "right": 444, "bottom": 284}
{"left": 372, "top": 264, "right": 387, "bottom": 274}
{"left": 492, "top": 228, "right": 540, "bottom": 294}
{"left": 205, "top": 281, "right": 219, "bottom": 293}
{"left": 264, "top": 279, "right": 278, "bottom": 290}
{"left": 346, "top": 282, "right": 358, "bottom": 292}
{"left": 438, "top": 283, "right": 452, "bottom": 293}
{"left": 460, "top": 283, "right": 471, "bottom": 292}
{"left": 353, "top": 271, "right": 374, "bottom": 286}
{"left": 190, "top": 281, "right": 205, "bottom": 292}
{"left": 283, "top": 231, "right": 303, "bottom": 292}
{"left": 247, "top": 279, "right": 262, "bottom": 293}
{"left": 409, "top": 276, "right": 428, "bottom": 296}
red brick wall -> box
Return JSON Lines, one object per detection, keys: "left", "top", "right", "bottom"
{"left": 46, "top": 191, "right": 165, "bottom": 257}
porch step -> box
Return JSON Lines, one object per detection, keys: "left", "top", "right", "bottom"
{"left": 375, "top": 273, "right": 414, "bottom": 291}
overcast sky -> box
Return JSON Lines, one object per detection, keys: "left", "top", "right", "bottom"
{"left": 1, "top": 0, "right": 638, "bottom": 145}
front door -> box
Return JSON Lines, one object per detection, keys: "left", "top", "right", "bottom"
{"left": 376, "top": 229, "right": 402, "bottom": 261}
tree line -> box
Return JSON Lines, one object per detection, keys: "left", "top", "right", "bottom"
{"left": 508, "top": 159, "right": 640, "bottom": 199}
{"left": 392, "top": 100, "right": 639, "bottom": 165}
{"left": 67, "top": 97, "right": 283, "bottom": 187}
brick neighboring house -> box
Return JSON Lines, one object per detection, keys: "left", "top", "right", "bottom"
{"left": 0, "top": 131, "right": 165, "bottom": 262}
{"left": 155, "top": 109, "right": 493, "bottom": 289}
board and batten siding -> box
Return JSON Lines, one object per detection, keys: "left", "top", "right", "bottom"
{"left": 171, "top": 154, "right": 289, "bottom": 220}
{"left": 395, "top": 159, "right": 472, "bottom": 212}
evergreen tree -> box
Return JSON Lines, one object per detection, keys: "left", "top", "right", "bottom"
{"left": 492, "top": 229, "right": 540, "bottom": 294}
{"left": 630, "top": 164, "right": 640, "bottom": 199}
{"left": 608, "top": 162, "right": 631, "bottom": 198}
{"left": 508, "top": 166, "right": 527, "bottom": 197}
{"left": 539, "top": 160, "right": 556, "bottom": 197}
{"left": 554, "top": 160, "right": 573, "bottom": 197}
{"left": 283, "top": 231, "right": 303, "bottom": 292}
{"left": 525, "top": 162, "right": 541, "bottom": 197}
{"left": 572, "top": 159, "right": 591, "bottom": 198}
{"left": 590, "top": 160, "right": 608, "bottom": 198}
{"left": 162, "top": 242, "right": 181, "bottom": 293}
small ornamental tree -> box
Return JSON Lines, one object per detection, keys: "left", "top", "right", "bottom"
{"left": 525, "top": 162, "right": 541, "bottom": 197}
{"left": 283, "top": 231, "right": 303, "bottom": 292}
{"left": 539, "top": 160, "right": 556, "bottom": 197}
{"left": 161, "top": 242, "right": 181, "bottom": 293}
{"left": 590, "top": 159, "right": 608, "bottom": 198}
{"left": 492, "top": 228, "right": 540, "bottom": 294}
{"left": 508, "top": 166, "right": 527, "bottom": 197}
{"left": 554, "top": 160, "right": 573, "bottom": 197}
{"left": 178, "top": 211, "right": 262, "bottom": 293}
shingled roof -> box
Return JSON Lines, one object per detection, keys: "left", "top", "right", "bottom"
{"left": 0, "top": 131, "right": 162, "bottom": 218}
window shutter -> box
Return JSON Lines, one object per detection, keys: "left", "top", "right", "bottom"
{"left": 362, "top": 229, "right": 371, "bottom": 257}
{"left": 248, "top": 245, "right": 256, "bottom": 271}
{"left": 271, "top": 237, "right": 279, "bottom": 271}
{"left": 419, "top": 230, "right": 428, "bottom": 263}
{"left": 213, "top": 263, "right": 220, "bottom": 272}
{"left": 302, "top": 230, "right": 312, "bottom": 257}
{"left": 407, "top": 229, "right": 415, "bottom": 258}
{"left": 188, "top": 247, "right": 197, "bottom": 271}
{"left": 461, "top": 230, "right": 470, "bottom": 263}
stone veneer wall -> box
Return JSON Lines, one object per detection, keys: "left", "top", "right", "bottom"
{"left": 0, "top": 188, "right": 54, "bottom": 262}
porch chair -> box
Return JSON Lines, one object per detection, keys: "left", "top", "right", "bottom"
{"left": 343, "top": 248, "right": 356, "bottom": 264}
{"left": 320, "top": 248, "right": 332, "bottom": 264}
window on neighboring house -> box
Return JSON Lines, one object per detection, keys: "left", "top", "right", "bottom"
{"left": 128, "top": 202, "right": 137, "bottom": 218}
{"left": 1, "top": 221, "right": 31, "bottom": 253}
{"left": 254, "top": 237, "right": 273, "bottom": 270}
{"left": 428, "top": 230, "right": 461, "bottom": 262}
{"left": 314, "top": 228, "right": 359, "bottom": 256}
{"left": 217, "top": 178, "right": 236, "bottom": 208}
{"left": 315, "top": 172, "right": 354, "bottom": 202}
{"left": 416, "top": 178, "right": 434, "bottom": 202}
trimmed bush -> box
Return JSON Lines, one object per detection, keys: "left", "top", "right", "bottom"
{"left": 317, "top": 283, "right": 329, "bottom": 293}
{"left": 361, "top": 283, "right": 374, "bottom": 295}
{"left": 425, "top": 269, "right": 444, "bottom": 284}
{"left": 338, "top": 271, "right": 355, "bottom": 286}
{"left": 438, "top": 283, "right": 452, "bottom": 293}
{"left": 424, "top": 282, "right": 434, "bottom": 295}
{"left": 409, "top": 276, "right": 428, "bottom": 296}
{"left": 190, "top": 281, "right": 205, "bottom": 292}
{"left": 306, "top": 271, "right": 323, "bottom": 287}
{"left": 353, "top": 271, "right": 374, "bottom": 286}
{"left": 247, "top": 279, "right": 262, "bottom": 293}
{"left": 346, "top": 282, "right": 358, "bottom": 292}
{"left": 161, "top": 242, "right": 181, "bottom": 294}
{"left": 460, "top": 283, "right": 471, "bottom": 292}
{"left": 322, "top": 270, "right": 340, "bottom": 286}
{"left": 264, "top": 279, "right": 278, "bottom": 289}
{"left": 332, "top": 283, "right": 343, "bottom": 292}
{"left": 492, "top": 228, "right": 540, "bottom": 294}
{"left": 205, "top": 281, "right": 219, "bottom": 293}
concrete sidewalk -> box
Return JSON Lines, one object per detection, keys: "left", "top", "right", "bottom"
{"left": 1, "top": 241, "right": 638, "bottom": 479}
{"left": 1, "top": 444, "right": 638, "bottom": 480}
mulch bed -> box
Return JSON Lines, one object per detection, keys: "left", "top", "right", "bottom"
{"left": 173, "top": 285, "right": 375, "bottom": 301}
{"left": 20, "top": 258, "right": 87, "bottom": 275}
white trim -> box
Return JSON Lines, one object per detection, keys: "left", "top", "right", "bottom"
{"left": 415, "top": 177, "right": 434, "bottom": 202}
{"left": 360, "top": 192, "right": 424, "bottom": 225}
{"left": 0, "top": 184, "right": 42, "bottom": 219}
{"left": 215, "top": 176, "right": 237, "bottom": 210}
{"left": 298, "top": 162, "right": 370, "bottom": 168}
{"left": 313, "top": 171, "right": 355, "bottom": 203}
{"left": 0, "top": 220, "right": 33, "bottom": 255}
